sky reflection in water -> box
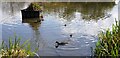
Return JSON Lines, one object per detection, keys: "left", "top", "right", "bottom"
{"left": 1, "top": 2, "right": 118, "bottom": 56}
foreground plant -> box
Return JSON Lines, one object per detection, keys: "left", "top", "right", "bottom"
{"left": 0, "top": 35, "right": 38, "bottom": 58}
{"left": 94, "top": 19, "right": 120, "bottom": 57}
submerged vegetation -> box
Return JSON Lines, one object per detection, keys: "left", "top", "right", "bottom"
{"left": 0, "top": 35, "right": 38, "bottom": 58}
{"left": 94, "top": 19, "right": 120, "bottom": 56}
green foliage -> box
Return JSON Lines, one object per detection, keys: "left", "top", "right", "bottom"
{"left": 94, "top": 19, "right": 120, "bottom": 57}
{"left": 0, "top": 35, "right": 38, "bottom": 58}
{"left": 32, "top": 3, "right": 42, "bottom": 11}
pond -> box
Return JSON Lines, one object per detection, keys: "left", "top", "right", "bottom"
{"left": 1, "top": 2, "right": 118, "bottom": 56}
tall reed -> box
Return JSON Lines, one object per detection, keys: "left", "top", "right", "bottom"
{"left": 94, "top": 19, "right": 120, "bottom": 57}
{"left": 0, "top": 35, "right": 38, "bottom": 58}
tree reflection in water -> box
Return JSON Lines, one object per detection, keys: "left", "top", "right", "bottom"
{"left": 22, "top": 18, "right": 46, "bottom": 52}
{"left": 43, "top": 2, "right": 115, "bottom": 21}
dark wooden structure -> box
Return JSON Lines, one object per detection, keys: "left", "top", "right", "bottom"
{"left": 21, "top": 3, "right": 42, "bottom": 19}
{"left": 21, "top": 10, "right": 40, "bottom": 19}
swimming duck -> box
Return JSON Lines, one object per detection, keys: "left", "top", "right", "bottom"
{"left": 56, "top": 41, "right": 68, "bottom": 45}
{"left": 70, "top": 34, "right": 72, "bottom": 37}
{"left": 55, "top": 41, "right": 68, "bottom": 48}
{"left": 64, "top": 24, "right": 67, "bottom": 26}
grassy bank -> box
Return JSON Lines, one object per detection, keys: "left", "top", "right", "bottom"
{"left": 94, "top": 20, "right": 120, "bottom": 57}
{"left": 0, "top": 36, "right": 38, "bottom": 58}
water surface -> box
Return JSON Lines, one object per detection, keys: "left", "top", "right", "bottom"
{"left": 1, "top": 2, "right": 118, "bottom": 56}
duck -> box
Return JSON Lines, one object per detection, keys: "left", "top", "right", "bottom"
{"left": 56, "top": 41, "right": 68, "bottom": 45}
{"left": 64, "top": 24, "right": 67, "bottom": 26}
{"left": 55, "top": 41, "right": 68, "bottom": 48}
{"left": 70, "top": 34, "right": 72, "bottom": 37}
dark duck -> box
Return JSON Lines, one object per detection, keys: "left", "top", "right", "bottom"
{"left": 55, "top": 34, "right": 73, "bottom": 48}
{"left": 64, "top": 24, "right": 67, "bottom": 26}
{"left": 70, "top": 34, "right": 72, "bottom": 37}
{"left": 55, "top": 41, "right": 68, "bottom": 48}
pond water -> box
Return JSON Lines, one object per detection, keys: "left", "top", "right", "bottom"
{"left": 1, "top": 2, "right": 118, "bottom": 56}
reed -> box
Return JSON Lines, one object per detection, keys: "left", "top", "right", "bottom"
{"left": 94, "top": 19, "right": 120, "bottom": 57}
{"left": 0, "top": 35, "right": 38, "bottom": 58}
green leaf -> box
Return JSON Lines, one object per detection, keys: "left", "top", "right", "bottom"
{"left": 21, "top": 39, "right": 30, "bottom": 48}
{"left": 9, "top": 37, "right": 12, "bottom": 49}
{"left": 96, "top": 40, "right": 101, "bottom": 47}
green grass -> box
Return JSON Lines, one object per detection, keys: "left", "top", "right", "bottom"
{"left": 0, "top": 35, "right": 38, "bottom": 58}
{"left": 94, "top": 19, "right": 120, "bottom": 57}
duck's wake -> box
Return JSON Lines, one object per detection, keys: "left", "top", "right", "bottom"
{"left": 56, "top": 47, "right": 79, "bottom": 51}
